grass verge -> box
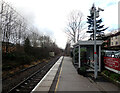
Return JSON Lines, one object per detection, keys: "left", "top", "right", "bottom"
{"left": 101, "top": 69, "right": 120, "bottom": 86}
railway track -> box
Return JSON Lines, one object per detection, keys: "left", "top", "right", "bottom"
{"left": 2, "top": 56, "right": 61, "bottom": 93}
{"left": 3, "top": 60, "right": 45, "bottom": 81}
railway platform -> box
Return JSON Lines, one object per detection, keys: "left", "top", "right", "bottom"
{"left": 32, "top": 56, "right": 120, "bottom": 92}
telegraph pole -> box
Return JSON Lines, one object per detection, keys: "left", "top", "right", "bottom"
{"left": 93, "top": 4, "right": 97, "bottom": 79}
{"left": 91, "top": 4, "right": 104, "bottom": 79}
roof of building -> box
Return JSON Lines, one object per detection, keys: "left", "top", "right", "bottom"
{"left": 105, "top": 31, "right": 120, "bottom": 38}
{"left": 73, "top": 40, "right": 103, "bottom": 47}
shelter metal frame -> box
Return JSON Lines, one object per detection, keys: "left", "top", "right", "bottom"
{"left": 73, "top": 40, "right": 103, "bottom": 72}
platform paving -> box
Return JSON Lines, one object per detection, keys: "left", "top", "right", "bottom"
{"left": 55, "top": 56, "right": 120, "bottom": 92}
{"left": 31, "top": 56, "right": 63, "bottom": 92}
{"left": 31, "top": 56, "right": 120, "bottom": 92}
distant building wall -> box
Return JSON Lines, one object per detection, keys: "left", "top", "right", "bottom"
{"left": 110, "top": 35, "right": 120, "bottom": 46}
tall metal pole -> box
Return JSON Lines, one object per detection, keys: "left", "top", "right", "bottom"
{"left": 78, "top": 45, "right": 81, "bottom": 68}
{"left": 0, "top": 1, "right": 3, "bottom": 93}
{"left": 93, "top": 5, "right": 98, "bottom": 79}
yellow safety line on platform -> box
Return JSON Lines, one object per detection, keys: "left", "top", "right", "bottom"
{"left": 54, "top": 59, "right": 64, "bottom": 93}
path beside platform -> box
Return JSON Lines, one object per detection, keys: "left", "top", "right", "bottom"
{"left": 55, "top": 56, "right": 120, "bottom": 92}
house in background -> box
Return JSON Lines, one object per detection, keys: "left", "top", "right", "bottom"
{"left": 110, "top": 32, "right": 120, "bottom": 46}
{"left": 103, "top": 31, "right": 120, "bottom": 50}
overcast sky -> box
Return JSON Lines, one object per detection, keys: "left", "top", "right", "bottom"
{"left": 4, "top": 0, "right": 119, "bottom": 49}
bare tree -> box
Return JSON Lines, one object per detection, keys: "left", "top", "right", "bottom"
{"left": 29, "top": 31, "right": 39, "bottom": 47}
{"left": 65, "top": 10, "right": 86, "bottom": 43}
{"left": 1, "top": 3, "right": 16, "bottom": 52}
{"left": 1, "top": 1, "right": 61, "bottom": 55}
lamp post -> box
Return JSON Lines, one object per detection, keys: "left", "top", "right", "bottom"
{"left": 91, "top": 4, "right": 104, "bottom": 79}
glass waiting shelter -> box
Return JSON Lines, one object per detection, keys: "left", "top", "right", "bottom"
{"left": 73, "top": 40, "right": 103, "bottom": 72}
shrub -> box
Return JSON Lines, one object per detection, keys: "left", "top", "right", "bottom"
{"left": 77, "top": 67, "right": 87, "bottom": 76}
{"left": 103, "top": 70, "right": 110, "bottom": 76}
{"left": 110, "top": 73, "right": 120, "bottom": 82}
{"left": 102, "top": 70, "right": 120, "bottom": 82}
{"left": 2, "top": 52, "right": 16, "bottom": 60}
{"left": 17, "top": 54, "right": 33, "bottom": 65}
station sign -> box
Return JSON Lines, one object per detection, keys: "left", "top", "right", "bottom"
{"left": 104, "top": 57, "right": 120, "bottom": 74}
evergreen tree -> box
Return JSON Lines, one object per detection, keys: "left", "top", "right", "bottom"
{"left": 24, "top": 37, "right": 31, "bottom": 54}
{"left": 87, "top": 4, "right": 108, "bottom": 40}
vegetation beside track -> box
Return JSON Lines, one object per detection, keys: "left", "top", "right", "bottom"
{"left": 101, "top": 69, "right": 120, "bottom": 84}
{"left": 2, "top": 38, "right": 62, "bottom": 79}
